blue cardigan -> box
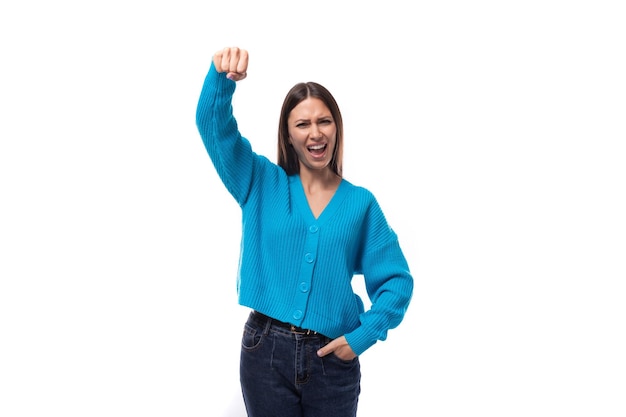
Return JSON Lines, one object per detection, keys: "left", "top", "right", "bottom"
{"left": 196, "top": 63, "right": 413, "bottom": 355}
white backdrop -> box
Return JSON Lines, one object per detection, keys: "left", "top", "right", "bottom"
{"left": 1, "top": 1, "right": 625, "bottom": 416}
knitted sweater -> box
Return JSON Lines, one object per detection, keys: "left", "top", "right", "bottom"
{"left": 195, "top": 63, "right": 413, "bottom": 355}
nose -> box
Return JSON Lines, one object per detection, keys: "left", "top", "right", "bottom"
{"left": 310, "top": 124, "right": 322, "bottom": 139}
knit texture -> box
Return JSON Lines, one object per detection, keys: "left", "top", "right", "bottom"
{"left": 196, "top": 63, "right": 413, "bottom": 355}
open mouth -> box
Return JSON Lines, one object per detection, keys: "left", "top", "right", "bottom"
{"left": 307, "top": 143, "right": 327, "bottom": 157}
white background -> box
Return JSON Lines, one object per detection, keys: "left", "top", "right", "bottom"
{"left": 1, "top": 1, "right": 625, "bottom": 416}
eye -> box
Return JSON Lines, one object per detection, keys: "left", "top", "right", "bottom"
{"left": 296, "top": 122, "right": 309, "bottom": 128}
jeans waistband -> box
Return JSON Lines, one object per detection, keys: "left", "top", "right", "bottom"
{"left": 251, "top": 311, "right": 323, "bottom": 336}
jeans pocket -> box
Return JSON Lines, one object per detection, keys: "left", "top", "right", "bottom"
{"left": 241, "top": 322, "right": 264, "bottom": 351}
{"left": 329, "top": 352, "right": 359, "bottom": 366}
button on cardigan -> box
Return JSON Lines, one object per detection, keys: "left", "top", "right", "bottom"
{"left": 196, "top": 63, "right": 413, "bottom": 355}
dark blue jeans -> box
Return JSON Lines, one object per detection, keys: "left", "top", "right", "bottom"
{"left": 240, "top": 312, "right": 361, "bottom": 417}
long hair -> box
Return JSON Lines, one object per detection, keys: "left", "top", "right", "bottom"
{"left": 277, "top": 82, "right": 344, "bottom": 176}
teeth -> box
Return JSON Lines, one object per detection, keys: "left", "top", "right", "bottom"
{"left": 308, "top": 144, "right": 325, "bottom": 150}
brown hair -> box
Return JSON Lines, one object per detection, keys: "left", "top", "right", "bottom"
{"left": 277, "top": 82, "right": 344, "bottom": 176}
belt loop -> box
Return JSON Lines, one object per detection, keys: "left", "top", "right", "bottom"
{"left": 262, "top": 313, "right": 272, "bottom": 335}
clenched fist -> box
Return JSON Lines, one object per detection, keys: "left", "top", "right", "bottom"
{"left": 213, "top": 47, "right": 249, "bottom": 82}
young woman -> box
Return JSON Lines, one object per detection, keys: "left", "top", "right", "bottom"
{"left": 196, "top": 47, "right": 414, "bottom": 417}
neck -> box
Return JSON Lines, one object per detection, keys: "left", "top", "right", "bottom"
{"left": 299, "top": 167, "right": 341, "bottom": 191}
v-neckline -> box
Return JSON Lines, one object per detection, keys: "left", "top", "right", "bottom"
{"left": 290, "top": 175, "right": 349, "bottom": 223}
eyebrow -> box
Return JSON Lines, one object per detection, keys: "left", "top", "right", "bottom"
{"left": 293, "top": 115, "right": 332, "bottom": 123}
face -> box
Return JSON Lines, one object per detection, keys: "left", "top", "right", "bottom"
{"left": 287, "top": 97, "right": 337, "bottom": 173}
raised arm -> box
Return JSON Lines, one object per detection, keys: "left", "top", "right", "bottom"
{"left": 195, "top": 47, "right": 255, "bottom": 204}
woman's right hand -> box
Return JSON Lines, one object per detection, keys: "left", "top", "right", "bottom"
{"left": 213, "top": 47, "right": 249, "bottom": 81}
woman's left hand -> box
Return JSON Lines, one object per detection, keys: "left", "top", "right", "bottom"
{"left": 317, "top": 336, "right": 357, "bottom": 361}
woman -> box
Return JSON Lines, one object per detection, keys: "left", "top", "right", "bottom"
{"left": 196, "top": 47, "right": 414, "bottom": 417}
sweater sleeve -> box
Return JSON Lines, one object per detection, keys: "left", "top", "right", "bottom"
{"left": 195, "top": 62, "right": 254, "bottom": 205}
{"left": 344, "top": 198, "right": 414, "bottom": 355}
